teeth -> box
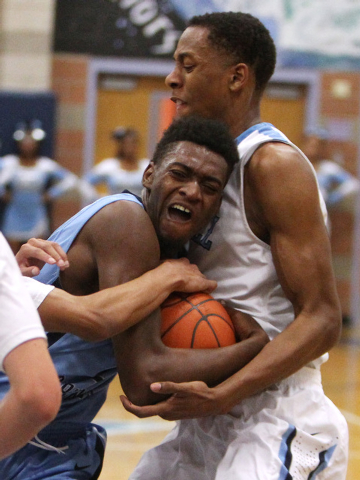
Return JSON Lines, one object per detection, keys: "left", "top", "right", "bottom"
{"left": 173, "top": 204, "right": 190, "bottom": 213}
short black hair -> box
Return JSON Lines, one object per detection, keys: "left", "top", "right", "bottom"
{"left": 188, "top": 12, "right": 276, "bottom": 93}
{"left": 152, "top": 116, "right": 239, "bottom": 178}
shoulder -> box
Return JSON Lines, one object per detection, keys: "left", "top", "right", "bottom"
{"left": 37, "top": 157, "right": 59, "bottom": 170}
{"left": 247, "top": 142, "right": 321, "bottom": 218}
{"left": 249, "top": 142, "right": 316, "bottom": 184}
{"left": 85, "top": 198, "right": 157, "bottom": 249}
{"left": 1, "top": 154, "right": 18, "bottom": 166}
{"left": 82, "top": 197, "right": 160, "bottom": 282}
{"left": 93, "top": 158, "right": 119, "bottom": 170}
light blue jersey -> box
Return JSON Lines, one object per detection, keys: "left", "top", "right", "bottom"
{"left": 0, "top": 192, "right": 143, "bottom": 479}
{"left": 0, "top": 154, "right": 79, "bottom": 241}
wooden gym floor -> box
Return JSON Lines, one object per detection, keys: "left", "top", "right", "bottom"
{"left": 95, "top": 322, "right": 360, "bottom": 480}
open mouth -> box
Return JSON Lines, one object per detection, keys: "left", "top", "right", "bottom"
{"left": 168, "top": 204, "right": 192, "bottom": 222}
{"left": 171, "top": 97, "right": 187, "bottom": 110}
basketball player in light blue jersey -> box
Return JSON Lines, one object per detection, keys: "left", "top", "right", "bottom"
{"left": 0, "top": 116, "right": 268, "bottom": 479}
{"left": 121, "top": 12, "right": 349, "bottom": 480}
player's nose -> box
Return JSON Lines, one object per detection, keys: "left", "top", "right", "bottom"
{"left": 166, "top": 67, "right": 181, "bottom": 89}
{"left": 179, "top": 181, "right": 202, "bottom": 201}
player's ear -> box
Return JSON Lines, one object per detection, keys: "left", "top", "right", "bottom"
{"left": 229, "top": 63, "right": 248, "bottom": 92}
{"left": 142, "top": 161, "right": 155, "bottom": 188}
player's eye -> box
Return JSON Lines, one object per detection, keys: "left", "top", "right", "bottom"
{"left": 183, "top": 64, "right": 194, "bottom": 72}
{"left": 170, "top": 169, "right": 188, "bottom": 179}
{"left": 202, "top": 183, "right": 221, "bottom": 195}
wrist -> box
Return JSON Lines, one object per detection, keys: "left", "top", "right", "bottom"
{"left": 157, "top": 261, "right": 185, "bottom": 293}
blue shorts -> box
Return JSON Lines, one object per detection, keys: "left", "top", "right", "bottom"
{"left": 0, "top": 423, "right": 106, "bottom": 479}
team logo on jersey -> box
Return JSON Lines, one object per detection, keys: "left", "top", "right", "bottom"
{"left": 191, "top": 215, "right": 219, "bottom": 250}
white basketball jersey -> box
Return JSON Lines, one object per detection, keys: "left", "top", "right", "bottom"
{"left": 188, "top": 123, "right": 328, "bottom": 368}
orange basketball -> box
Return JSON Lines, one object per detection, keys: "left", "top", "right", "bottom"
{"left": 161, "top": 292, "right": 236, "bottom": 348}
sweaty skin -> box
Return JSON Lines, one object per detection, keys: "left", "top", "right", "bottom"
{"left": 120, "top": 24, "right": 341, "bottom": 420}
{"left": 22, "top": 141, "right": 268, "bottom": 408}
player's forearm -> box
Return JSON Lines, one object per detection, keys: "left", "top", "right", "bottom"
{"left": 0, "top": 340, "right": 61, "bottom": 459}
{"left": 0, "top": 388, "right": 57, "bottom": 459}
{"left": 86, "top": 262, "right": 208, "bottom": 339}
{"left": 213, "top": 308, "right": 341, "bottom": 411}
{"left": 39, "top": 261, "right": 215, "bottom": 342}
{"left": 116, "top": 314, "right": 268, "bottom": 406}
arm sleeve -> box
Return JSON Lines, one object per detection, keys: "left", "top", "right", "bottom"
{"left": 21, "top": 277, "right": 55, "bottom": 309}
{"left": 0, "top": 234, "right": 47, "bottom": 372}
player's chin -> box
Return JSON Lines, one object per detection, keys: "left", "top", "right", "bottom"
{"left": 160, "top": 223, "right": 194, "bottom": 248}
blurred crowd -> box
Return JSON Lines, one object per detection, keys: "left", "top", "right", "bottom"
{"left": 0, "top": 120, "right": 148, "bottom": 253}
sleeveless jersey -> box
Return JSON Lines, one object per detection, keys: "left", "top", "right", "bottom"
{"left": 0, "top": 154, "right": 79, "bottom": 240}
{"left": 0, "top": 192, "right": 143, "bottom": 427}
{"left": 188, "top": 122, "right": 328, "bottom": 368}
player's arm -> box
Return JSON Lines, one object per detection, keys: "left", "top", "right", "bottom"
{"left": 36, "top": 259, "right": 217, "bottom": 342}
{"left": 17, "top": 236, "right": 217, "bottom": 341}
{"left": 0, "top": 338, "right": 61, "bottom": 460}
{"left": 120, "top": 143, "right": 342, "bottom": 419}
{"left": 87, "top": 201, "right": 268, "bottom": 406}
{"left": 235, "top": 143, "right": 341, "bottom": 375}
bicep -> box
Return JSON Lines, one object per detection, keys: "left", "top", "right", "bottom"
{"left": 89, "top": 201, "right": 160, "bottom": 288}
{"left": 251, "top": 145, "right": 337, "bottom": 314}
{"left": 85, "top": 201, "right": 164, "bottom": 383}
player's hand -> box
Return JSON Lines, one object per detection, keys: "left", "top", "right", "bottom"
{"left": 16, "top": 238, "right": 70, "bottom": 277}
{"left": 161, "top": 258, "right": 217, "bottom": 294}
{"left": 120, "top": 381, "right": 229, "bottom": 421}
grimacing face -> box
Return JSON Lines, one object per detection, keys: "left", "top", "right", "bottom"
{"left": 165, "top": 26, "right": 235, "bottom": 122}
{"left": 142, "top": 141, "right": 228, "bottom": 253}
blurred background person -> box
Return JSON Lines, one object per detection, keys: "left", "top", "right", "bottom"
{"left": 84, "top": 126, "right": 149, "bottom": 199}
{"left": 0, "top": 120, "right": 79, "bottom": 254}
{"left": 302, "top": 126, "right": 360, "bottom": 327}
{"left": 302, "top": 126, "right": 360, "bottom": 213}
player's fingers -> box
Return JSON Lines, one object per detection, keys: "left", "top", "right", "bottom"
{"left": 150, "top": 381, "right": 197, "bottom": 395}
{"left": 201, "top": 279, "right": 217, "bottom": 293}
{"left": 20, "top": 265, "right": 41, "bottom": 277}
{"left": 46, "top": 243, "right": 69, "bottom": 270}
{"left": 119, "top": 395, "right": 159, "bottom": 418}
{"left": 27, "top": 239, "right": 69, "bottom": 269}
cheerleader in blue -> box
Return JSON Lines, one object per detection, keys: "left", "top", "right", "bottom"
{"left": 0, "top": 121, "right": 79, "bottom": 253}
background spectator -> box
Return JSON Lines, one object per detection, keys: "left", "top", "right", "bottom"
{"left": 0, "top": 120, "right": 79, "bottom": 253}
{"left": 84, "top": 127, "right": 149, "bottom": 199}
{"left": 302, "top": 126, "right": 360, "bottom": 213}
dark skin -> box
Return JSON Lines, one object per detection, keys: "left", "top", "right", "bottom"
{"left": 47, "top": 141, "right": 268, "bottom": 406}
{"left": 119, "top": 25, "right": 341, "bottom": 420}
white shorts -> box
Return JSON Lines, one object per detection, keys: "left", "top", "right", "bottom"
{"left": 129, "top": 367, "right": 348, "bottom": 480}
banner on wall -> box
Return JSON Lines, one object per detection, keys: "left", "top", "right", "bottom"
{"left": 53, "top": 0, "right": 186, "bottom": 57}
{"left": 54, "top": 0, "right": 360, "bottom": 68}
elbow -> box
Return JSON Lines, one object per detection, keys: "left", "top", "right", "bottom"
{"left": 317, "top": 303, "right": 342, "bottom": 353}
{"left": 122, "top": 378, "right": 154, "bottom": 407}
{"left": 325, "top": 312, "right": 342, "bottom": 350}
{"left": 120, "top": 353, "right": 167, "bottom": 406}
{"left": 256, "top": 330, "right": 270, "bottom": 349}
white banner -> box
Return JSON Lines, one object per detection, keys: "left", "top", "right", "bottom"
{"left": 170, "top": 0, "right": 360, "bottom": 66}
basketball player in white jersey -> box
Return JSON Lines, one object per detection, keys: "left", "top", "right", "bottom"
{"left": 0, "top": 232, "right": 61, "bottom": 460}
{"left": 121, "top": 11, "right": 349, "bottom": 480}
